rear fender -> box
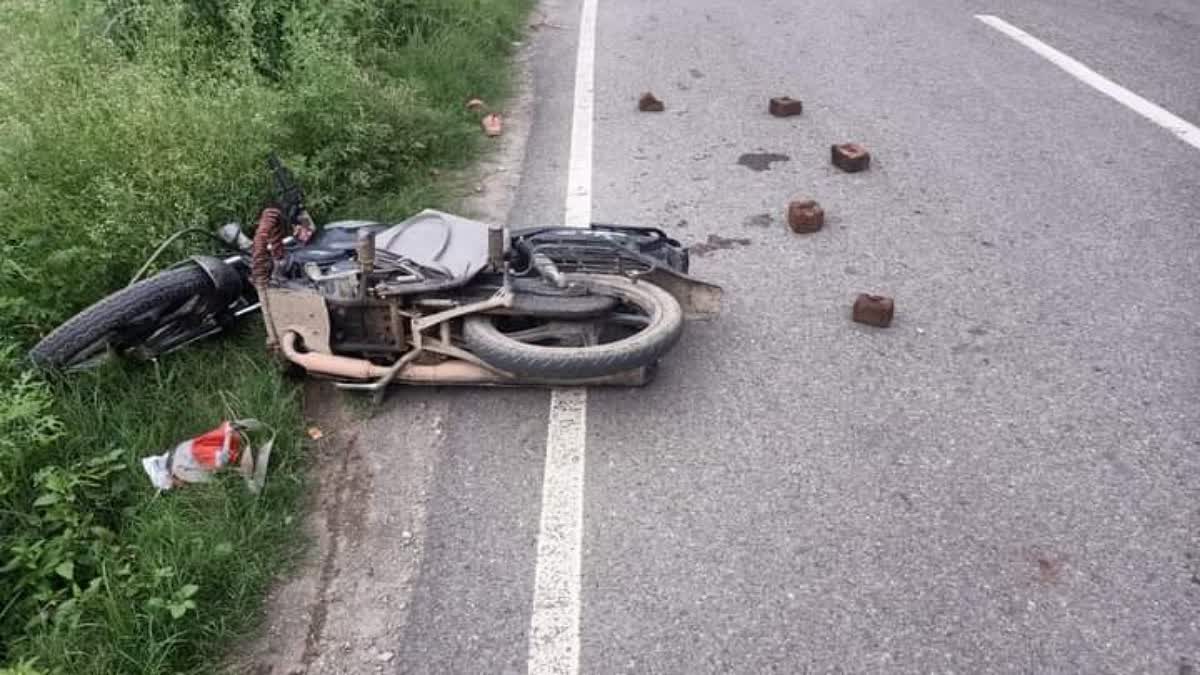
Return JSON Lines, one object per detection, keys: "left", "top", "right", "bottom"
{"left": 638, "top": 267, "right": 722, "bottom": 320}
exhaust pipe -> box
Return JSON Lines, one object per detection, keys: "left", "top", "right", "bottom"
{"left": 282, "top": 332, "right": 651, "bottom": 388}
{"left": 279, "top": 331, "right": 389, "bottom": 380}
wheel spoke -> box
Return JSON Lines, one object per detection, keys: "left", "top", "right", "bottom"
{"left": 578, "top": 322, "right": 602, "bottom": 346}
{"left": 504, "top": 324, "right": 573, "bottom": 344}
{"left": 500, "top": 314, "right": 647, "bottom": 347}
{"left": 608, "top": 313, "right": 650, "bottom": 328}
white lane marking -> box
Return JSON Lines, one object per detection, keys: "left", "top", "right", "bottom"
{"left": 528, "top": 388, "right": 587, "bottom": 675}
{"left": 564, "top": 0, "right": 598, "bottom": 228}
{"left": 976, "top": 14, "right": 1200, "bottom": 151}
{"left": 528, "top": 0, "right": 598, "bottom": 673}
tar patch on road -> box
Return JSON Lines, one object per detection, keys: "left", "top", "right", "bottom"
{"left": 690, "top": 234, "right": 752, "bottom": 257}
{"left": 744, "top": 213, "right": 774, "bottom": 227}
{"left": 737, "top": 152, "right": 789, "bottom": 172}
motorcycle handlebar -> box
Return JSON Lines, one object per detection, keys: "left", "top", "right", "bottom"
{"left": 267, "top": 153, "right": 306, "bottom": 226}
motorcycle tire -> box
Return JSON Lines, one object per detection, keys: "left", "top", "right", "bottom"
{"left": 29, "top": 265, "right": 214, "bottom": 370}
{"left": 462, "top": 273, "right": 683, "bottom": 379}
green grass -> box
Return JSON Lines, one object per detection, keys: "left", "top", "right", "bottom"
{"left": 4, "top": 333, "right": 306, "bottom": 674}
{"left": 0, "top": 0, "right": 531, "bottom": 672}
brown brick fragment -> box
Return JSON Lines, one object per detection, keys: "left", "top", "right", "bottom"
{"left": 787, "top": 200, "right": 824, "bottom": 233}
{"left": 769, "top": 97, "right": 803, "bottom": 117}
{"left": 852, "top": 294, "right": 894, "bottom": 327}
{"left": 832, "top": 143, "right": 871, "bottom": 172}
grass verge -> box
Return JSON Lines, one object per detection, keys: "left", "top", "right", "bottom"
{"left": 0, "top": 0, "right": 531, "bottom": 672}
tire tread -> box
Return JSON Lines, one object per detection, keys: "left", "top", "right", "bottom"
{"left": 29, "top": 266, "right": 213, "bottom": 368}
{"left": 463, "top": 274, "right": 683, "bottom": 379}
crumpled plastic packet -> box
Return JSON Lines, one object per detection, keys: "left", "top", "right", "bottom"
{"left": 141, "top": 419, "right": 274, "bottom": 494}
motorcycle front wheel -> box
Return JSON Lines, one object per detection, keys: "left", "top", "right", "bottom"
{"left": 29, "top": 265, "right": 216, "bottom": 370}
{"left": 462, "top": 273, "right": 683, "bottom": 379}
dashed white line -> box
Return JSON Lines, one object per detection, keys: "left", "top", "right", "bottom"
{"left": 976, "top": 14, "right": 1200, "bottom": 151}
{"left": 527, "top": 0, "right": 598, "bottom": 673}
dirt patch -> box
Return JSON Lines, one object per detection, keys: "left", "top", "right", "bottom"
{"left": 459, "top": 38, "right": 535, "bottom": 222}
{"left": 227, "top": 383, "right": 449, "bottom": 675}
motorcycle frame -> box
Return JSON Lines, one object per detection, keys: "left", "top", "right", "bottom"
{"left": 258, "top": 222, "right": 721, "bottom": 399}
{"left": 265, "top": 283, "right": 654, "bottom": 401}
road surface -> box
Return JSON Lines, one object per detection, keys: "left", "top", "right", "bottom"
{"left": 245, "top": 0, "right": 1200, "bottom": 673}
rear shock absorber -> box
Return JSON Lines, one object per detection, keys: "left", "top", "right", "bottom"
{"left": 355, "top": 228, "right": 376, "bottom": 300}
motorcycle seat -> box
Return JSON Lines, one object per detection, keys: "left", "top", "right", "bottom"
{"left": 372, "top": 210, "right": 492, "bottom": 294}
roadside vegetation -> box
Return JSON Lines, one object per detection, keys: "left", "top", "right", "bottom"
{"left": 0, "top": 0, "right": 530, "bottom": 672}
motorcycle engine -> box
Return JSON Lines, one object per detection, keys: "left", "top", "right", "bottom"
{"left": 304, "top": 260, "right": 359, "bottom": 299}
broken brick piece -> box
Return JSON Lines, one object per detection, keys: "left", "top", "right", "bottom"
{"left": 481, "top": 113, "right": 503, "bottom": 137}
{"left": 638, "top": 92, "right": 665, "bottom": 112}
{"left": 852, "top": 294, "right": 894, "bottom": 327}
{"left": 787, "top": 200, "right": 824, "bottom": 233}
{"left": 769, "top": 97, "right": 803, "bottom": 117}
{"left": 832, "top": 143, "right": 871, "bottom": 172}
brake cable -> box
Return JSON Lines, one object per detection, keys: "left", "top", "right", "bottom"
{"left": 127, "top": 228, "right": 239, "bottom": 287}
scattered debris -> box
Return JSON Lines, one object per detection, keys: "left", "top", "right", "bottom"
{"left": 638, "top": 92, "right": 665, "bottom": 112}
{"left": 141, "top": 419, "right": 275, "bottom": 493}
{"left": 465, "top": 98, "right": 485, "bottom": 112}
{"left": 852, "top": 294, "right": 894, "bottom": 327}
{"left": 481, "top": 113, "right": 503, "bottom": 137}
{"left": 1035, "top": 555, "right": 1064, "bottom": 584}
{"left": 690, "top": 234, "right": 752, "bottom": 257}
{"left": 768, "top": 96, "right": 803, "bottom": 117}
{"left": 306, "top": 426, "right": 324, "bottom": 440}
{"left": 736, "top": 152, "right": 789, "bottom": 172}
{"left": 832, "top": 143, "right": 871, "bottom": 172}
{"left": 787, "top": 200, "right": 824, "bottom": 233}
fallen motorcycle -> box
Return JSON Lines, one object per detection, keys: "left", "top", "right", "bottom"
{"left": 30, "top": 156, "right": 722, "bottom": 397}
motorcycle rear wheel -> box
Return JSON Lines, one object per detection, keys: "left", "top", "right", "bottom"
{"left": 462, "top": 273, "right": 683, "bottom": 379}
{"left": 29, "top": 266, "right": 214, "bottom": 370}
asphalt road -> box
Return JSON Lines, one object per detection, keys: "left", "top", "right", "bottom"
{"left": 321, "top": 0, "right": 1200, "bottom": 673}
